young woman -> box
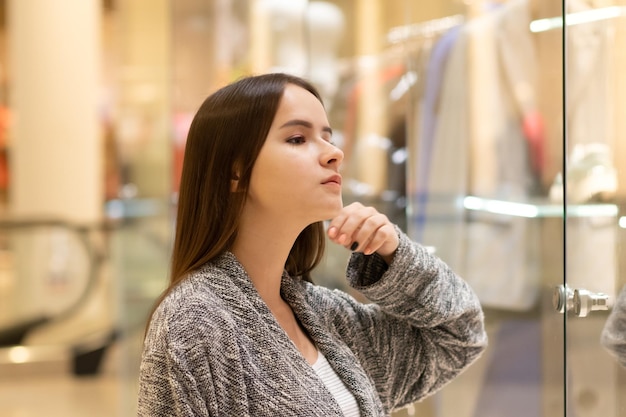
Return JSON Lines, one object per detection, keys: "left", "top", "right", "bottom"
{"left": 137, "top": 73, "right": 487, "bottom": 417}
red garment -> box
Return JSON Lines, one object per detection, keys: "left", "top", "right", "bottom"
{"left": 522, "top": 110, "right": 545, "bottom": 176}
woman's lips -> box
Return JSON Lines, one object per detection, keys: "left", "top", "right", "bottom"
{"left": 322, "top": 174, "right": 342, "bottom": 185}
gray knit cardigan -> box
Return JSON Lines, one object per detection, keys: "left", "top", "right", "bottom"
{"left": 601, "top": 285, "right": 626, "bottom": 368}
{"left": 138, "top": 230, "right": 487, "bottom": 416}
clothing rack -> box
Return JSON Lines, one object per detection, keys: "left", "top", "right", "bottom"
{"left": 337, "top": 14, "right": 464, "bottom": 78}
{"left": 386, "top": 14, "right": 464, "bottom": 44}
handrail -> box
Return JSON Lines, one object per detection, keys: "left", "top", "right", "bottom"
{"left": 0, "top": 203, "right": 173, "bottom": 374}
{"left": 0, "top": 217, "right": 113, "bottom": 346}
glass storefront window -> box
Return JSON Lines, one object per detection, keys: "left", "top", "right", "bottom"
{"left": 1, "top": 1, "right": 625, "bottom": 416}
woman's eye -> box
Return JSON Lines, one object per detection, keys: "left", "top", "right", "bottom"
{"left": 287, "top": 135, "right": 306, "bottom": 145}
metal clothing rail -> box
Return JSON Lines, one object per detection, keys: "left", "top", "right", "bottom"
{"left": 386, "top": 14, "right": 464, "bottom": 44}
{"left": 336, "top": 14, "right": 464, "bottom": 78}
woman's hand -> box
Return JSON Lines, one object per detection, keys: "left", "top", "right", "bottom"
{"left": 327, "top": 202, "right": 399, "bottom": 264}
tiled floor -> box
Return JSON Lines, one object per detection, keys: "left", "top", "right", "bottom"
{"left": 0, "top": 339, "right": 136, "bottom": 417}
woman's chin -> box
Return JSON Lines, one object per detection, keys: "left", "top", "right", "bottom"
{"left": 305, "top": 198, "right": 343, "bottom": 223}
{"left": 322, "top": 204, "right": 343, "bottom": 221}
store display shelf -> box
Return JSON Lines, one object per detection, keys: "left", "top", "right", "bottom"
{"left": 462, "top": 195, "right": 619, "bottom": 219}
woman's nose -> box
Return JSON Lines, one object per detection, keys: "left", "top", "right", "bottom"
{"left": 322, "top": 141, "right": 344, "bottom": 166}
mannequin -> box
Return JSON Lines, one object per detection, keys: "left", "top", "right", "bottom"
{"left": 256, "top": 0, "right": 308, "bottom": 75}
{"left": 304, "top": 1, "right": 345, "bottom": 108}
{"left": 254, "top": 0, "right": 345, "bottom": 107}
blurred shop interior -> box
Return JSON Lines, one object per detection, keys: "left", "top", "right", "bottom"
{"left": 0, "top": 0, "right": 625, "bottom": 416}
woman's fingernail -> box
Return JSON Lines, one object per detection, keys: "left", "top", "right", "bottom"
{"left": 328, "top": 227, "right": 337, "bottom": 238}
{"left": 350, "top": 242, "right": 359, "bottom": 251}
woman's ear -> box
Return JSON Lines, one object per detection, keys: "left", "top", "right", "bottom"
{"left": 230, "top": 173, "right": 240, "bottom": 192}
{"left": 230, "top": 161, "right": 242, "bottom": 192}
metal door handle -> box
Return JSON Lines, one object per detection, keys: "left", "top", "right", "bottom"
{"left": 573, "top": 288, "right": 609, "bottom": 317}
{"left": 553, "top": 285, "right": 610, "bottom": 317}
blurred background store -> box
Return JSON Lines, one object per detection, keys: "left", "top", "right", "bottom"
{"left": 0, "top": 0, "right": 625, "bottom": 416}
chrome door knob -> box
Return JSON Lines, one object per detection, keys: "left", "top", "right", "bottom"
{"left": 553, "top": 285, "right": 574, "bottom": 313}
{"left": 573, "top": 289, "right": 610, "bottom": 317}
{"left": 553, "top": 285, "right": 610, "bottom": 317}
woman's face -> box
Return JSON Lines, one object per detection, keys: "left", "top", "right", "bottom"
{"left": 245, "top": 83, "right": 344, "bottom": 226}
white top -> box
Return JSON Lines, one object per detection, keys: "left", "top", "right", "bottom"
{"left": 311, "top": 351, "right": 361, "bottom": 417}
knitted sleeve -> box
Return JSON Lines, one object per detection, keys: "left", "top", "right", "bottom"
{"left": 313, "top": 227, "right": 487, "bottom": 412}
{"left": 601, "top": 285, "right": 626, "bottom": 368}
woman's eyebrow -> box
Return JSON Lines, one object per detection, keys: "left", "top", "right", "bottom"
{"left": 280, "top": 119, "right": 333, "bottom": 135}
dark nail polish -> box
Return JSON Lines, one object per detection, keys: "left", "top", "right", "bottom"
{"left": 350, "top": 242, "right": 358, "bottom": 251}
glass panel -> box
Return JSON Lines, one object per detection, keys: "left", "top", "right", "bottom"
{"left": 110, "top": 201, "right": 172, "bottom": 415}
{"left": 405, "top": 1, "right": 568, "bottom": 416}
{"left": 113, "top": 0, "right": 172, "bottom": 201}
{"left": 4, "top": 0, "right": 608, "bottom": 416}
{"left": 108, "top": 1, "right": 174, "bottom": 414}
{"left": 563, "top": 0, "right": 626, "bottom": 416}
{"left": 137, "top": 0, "right": 614, "bottom": 416}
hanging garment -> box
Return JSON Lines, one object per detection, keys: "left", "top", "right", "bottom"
{"left": 412, "top": 25, "right": 462, "bottom": 243}
{"left": 416, "top": 0, "right": 540, "bottom": 310}
{"left": 414, "top": 0, "right": 613, "bottom": 310}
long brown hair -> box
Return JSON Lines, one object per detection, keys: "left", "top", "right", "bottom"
{"left": 151, "top": 73, "right": 327, "bottom": 322}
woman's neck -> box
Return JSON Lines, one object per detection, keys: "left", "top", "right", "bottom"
{"left": 231, "top": 212, "right": 319, "bottom": 364}
{"left": 231, "top": 216, "right": 302, "bottom": 308}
